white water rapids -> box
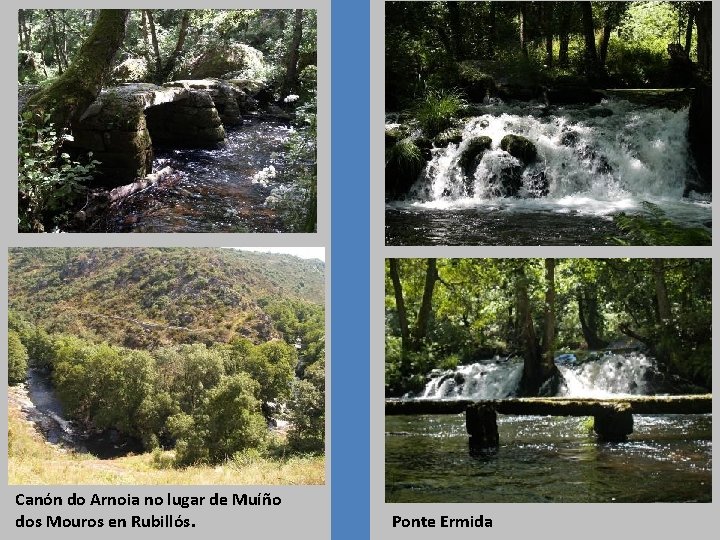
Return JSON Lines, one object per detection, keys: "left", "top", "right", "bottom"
{"left": 420, "top": 353, "right": 658, "bottom": 400}
{"left": 391, "top": 98, "right": 710, "bottom": 227}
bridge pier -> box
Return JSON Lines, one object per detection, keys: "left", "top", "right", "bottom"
{"left": 466, "top": 403, "right": 499, "bottom": 454}
{"left": 593, "top": 403, "right": 633, "bottom": 442}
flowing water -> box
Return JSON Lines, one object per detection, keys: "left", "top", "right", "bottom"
{"left": 386, "top": 354, "right": 712, "bottom": 502}
{"left": 90, "top": 118, "right": 296, "bottom": 233}
{"left": 386, "top": 98, "right": 712, "bottom": 245}
{"left": 21, "top": 369, "right": 142, "bottom": 458}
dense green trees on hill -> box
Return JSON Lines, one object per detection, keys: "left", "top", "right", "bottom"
{"left": 9, "top": 248, "right": 325, "bottom": 464}
{"left": 386, "top": 258, "right": 711, "bottom": 396}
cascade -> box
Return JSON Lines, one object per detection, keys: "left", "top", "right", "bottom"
{"left": 394, "top": 98, "right": 710, "bottom": 228}
{"left": 420, "top": 358, "right": 524, "bottom": 399}
{"left": 420, "top": 353, "right": 658, "bottom": 400}
{"left": 558, "top": 352, "right": 657, "bottom": 397}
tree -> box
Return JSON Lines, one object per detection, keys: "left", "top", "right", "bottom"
{"left": 143, "top": 10, "right": 191, "bottom": 83}
{"left": 8, "top": 331, "right": 29, "bottom": 385}
{"left": 25, "top": 9, "right": 130, "bottom": 130}
{"left": 282, "top": 9, "right": 304, "bottom": 95}
{"left": 695, "top": 2, "right": 711, "bottom": 72}
{"left": 580, "top": 2, "right": 601, "bottom": 80}
{"left": 388, "top": 258, "right": 410, "bottom": 352}
{"left": 241, "top": 340, "right": 297, "bottom": 411}
{"left": 201, "top": 373, "right": 267, "bottom": 462}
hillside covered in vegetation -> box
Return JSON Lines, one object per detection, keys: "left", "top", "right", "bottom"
{"left": 8, "top": 248, "right": 325, "bottom": 482}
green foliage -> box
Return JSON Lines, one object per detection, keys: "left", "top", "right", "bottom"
{"left": 239, "top": 340, "right": 297, "bottom": 407}
{"left": 286, "top": 358, "right": 325, "bottom": 452}
{"left": 386, "top": 138, "right": 423, "bottom": 177}
{"left": 8, "top": 331, "right": 29, "bottom": 385}
{"left": 614, "top": 203, "right": 711, "bottom": 246}
{"left": 413, "top": 89, "right": 466, "bottom": 137}
{"left": 18, "top": 111, "right": 96, "bottom": 232}
{"left": 386, "top": 258, "right": 711, "bottom": 393}
{"left": 202, "top": 373, "right": 267, "bottom": 462}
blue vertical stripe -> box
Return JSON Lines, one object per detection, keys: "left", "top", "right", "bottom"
{"left": 331, "top": 0, "right": 370, "bottom": 539}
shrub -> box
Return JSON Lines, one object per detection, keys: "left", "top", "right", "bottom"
{"left": 18, "top": 111, "right": 97, "bottom": 232}
{"left": 8, "top": 331, "right": 29, "bottom": 385}
{"left": 413, "top": 89, "right": 466, "bottom": 137}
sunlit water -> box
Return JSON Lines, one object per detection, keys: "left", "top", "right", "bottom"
{"left": 386, "top": 98, "right": 711, "bottom": 245}
{"left": 91, "top": 118, "right": 295, "bottom": 233}
{"left": 387, "top": 354, "right": 712, "bottom": 502}
{"left": 386, "top": 414, "right": 711, "bottom": 502}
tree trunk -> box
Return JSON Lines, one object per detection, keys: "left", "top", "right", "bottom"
{"left": 145, "top": 10, "right": 162, "bottom": 78}
{"left": 155, "top": 11, "right": 191, "bottom": 83}
{"left": 516, "top": 263, "right": 541, "bottom": 394}
{"left": 696, "top": 2, "right": 711, "bottom": 72}
{"left": 543, "top": 2, "right": 554, "bottom": 68}
{"left": 388, "top": 259, "right": 410, "bottom": 353}
{"left": 684, "top": 11, "right": 695, "bottom": 54}
{"left": 543, "top": 258, "right": 556, "bottom": 370}
{"left": 447, "top": 2, "right": 464, "bottom": 60}
{"left": 580, "top": 2, "right": 600, "bottom": 79}
{"left": 519, "top": 3, "right": 528, "bottom": 59}
{"left": 140, "top": 10, "right": 152, "bottom": 66}
{"left": 488, "top": 2, "right": 496, "bottom": 58}
{"left": 282, "top": 9, "right": 304, "bottom": 95}
{"left": 599, "top": 21, "right": 612, "bottom": 66}
{"left": 578, "top": 289, "right": 608, "bottom": 349}
{"left": 412, "top": 258, "right": 438, "bottom": 350}
{"left": 25, "top": 9, "right": 130, "bottom": 130}
{"left": 653, "top": 259, "right": 671, "bottom": 326}
{"left": 558, "top": 3, "right": 571, "bottom": 67}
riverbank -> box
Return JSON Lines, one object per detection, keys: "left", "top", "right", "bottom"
{"left": 8, "top": 387, "right": 325, "bottom": 485}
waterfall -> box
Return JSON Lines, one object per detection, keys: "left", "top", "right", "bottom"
{"left": 558, "top": 352, "right": 657, "bottom": 398}
{"left": 397, "top": 98, "right": 710, "bottom": 227}
{"left": 421, "top": 358, "right": 524, "bottom": 399}
{"left": 420, "top": 353, "right": 658, "bottom": 400}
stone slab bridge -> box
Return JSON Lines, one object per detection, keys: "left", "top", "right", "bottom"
{"left": 386, "top": 395, "right": 712, "bottom": 453}
{"left": 68, "top": 79, "right": 246, "bottom": 185}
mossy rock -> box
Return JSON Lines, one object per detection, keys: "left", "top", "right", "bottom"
{"left": 111, "top": 58, "right": 148, "bottom": 83}
{"left": 458, "top": 136, "right": 492, "bottom": 176}
{"left": 385, "top": 125, "right": 410, "bottom": 147}
{"left": 434, "top": 128, "right": 463, "bottom": 147}
{"left": 500, "top": 134, "right": 537, "bottom": 165}
{"left": 182, "top": 42, "right": 266, "bottom": 80}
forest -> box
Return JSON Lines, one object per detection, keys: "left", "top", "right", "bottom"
{"left": 385, "top": 258, "right": 711, "bottom": 397}
{"left": 18, "top": 9, "right": 317, "bottom": 233}
{"left": 385, "top": 2, "right": 712, "bottom": 246}
{"left": 8, "top": 248, "right": 325, "bottom": 484}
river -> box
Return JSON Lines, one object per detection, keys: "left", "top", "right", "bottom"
{"left": 385, "top": 354, "right": 712, "bottom": 502}
{"left": 22, "top": 368, "right": 142, "bottom": 458}
{"left": 386, "top": 98, "right": 711, "bottom": 245}
{"left": 89, "top": 118, "right": 298, "bottom": 233}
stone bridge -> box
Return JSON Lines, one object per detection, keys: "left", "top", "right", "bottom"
{"left": 386, "top": 395, "right": 712, "bottom": 452}
{"left": 68, "top": 79, "right": 247, "bottom": 185}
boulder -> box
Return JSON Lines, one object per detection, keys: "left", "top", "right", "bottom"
{"left": 500, "top": 134, "right": 537, "bottom": 165}
{"left": 111, "top": 58, "right": 148, "bottom": 83}
{"left": 434, "top": 128, "right": 463, "bottom": 147}
{"left": 181, "top": 42, "right": 265, "bottom": 81}
{"left": 458, "top": 136, "right": 492, "bottom": 176}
